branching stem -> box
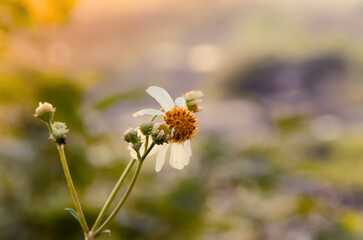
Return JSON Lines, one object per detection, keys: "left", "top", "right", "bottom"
{"left": 90, "top": 158, "right": 136, "bottom": 233}
{"left": 90, "top": 142, "right": 156, "bottom": 238}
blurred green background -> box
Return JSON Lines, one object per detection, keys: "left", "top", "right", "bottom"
{"left": 2, "top": 0, "right": 363, "bottom": 239}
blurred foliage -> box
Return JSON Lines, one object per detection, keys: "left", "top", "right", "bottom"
{"left": 94, "top": 88, "right": 145, "bottom": 111}
{"left": 0, "top": 0, "right": 76, "bottom": 29}
{"left": 2, "top": 0, "right": 363, "bottom": 240}
{"left": 0, "top": 0, "right": 76, "bottom": 59}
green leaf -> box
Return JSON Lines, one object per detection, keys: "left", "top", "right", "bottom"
{"left": 65, "top": 208, "right": 81, "bottom": 223}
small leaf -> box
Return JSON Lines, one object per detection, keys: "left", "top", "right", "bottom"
{"left": 65, "top": 208, "right": 81, "bottom": 223}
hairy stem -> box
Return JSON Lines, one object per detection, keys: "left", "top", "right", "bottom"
{"left": 57, "top": 144, "right": 89, "bottom": 234}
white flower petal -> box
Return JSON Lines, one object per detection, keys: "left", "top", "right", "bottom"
{"left": 193, "top": 90, "right": 204, "bottom": 98}
{"left": 184, "top": 155, "right": 190, "bottom": 166}
{"left": 133, "top": 109, "right": 163, "bottom": 117}
{"left": 149, "top": 144, "right": 161, "bottom": 157}
{"left": 146, "top": 86, "right": 175, "bottom": 111}
{"left": 183, "top": 140, "right": 192, "bottom": 166}
{"left": 169, "top": 144, "right": 178, "bottom": 169}
{"left": 190, "top": 99, "right": 203, "bottom": 104}
{"left": 175, "top": 97, "right": 187, "bottom": 108}
{"left": 186, "top": 140, "right": 192, "bottom": 157}
{"left": 169, "top": 143, "right": 186, "bottom": 170}
{"left": 176, "top": 144, "right": 187, "bottom": 169}
{"left": 128, "top": 144, "right": 138, "bottom": 159}
{"left": 155, "top": 144, "right": 169, "bottom": 172}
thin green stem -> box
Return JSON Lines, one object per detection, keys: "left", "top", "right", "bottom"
{"left": 57, "top": 144, "right": 89, "bottom": 234}
{"left": 90, "top": 142, "right": 156, "bottom": 238}
{"left": 141, "top": 142, "right": 156, "bottom": 161}
{"left": 90, "top": 158, "right": 136, "bottom": 233}
{"left": 90, "top": 160, "right": 144, "bottom": 238}
{"left": 150, "top": 115, "right": 157, "bottom": 122}
{"left": 144, "top": 135, "right": 149, "bottom": 153}
{"left": 135, "top": 148, "right": 141, "bottom": 161}
{"left": 46, "top": 121, "right": 53, "bottom": 133}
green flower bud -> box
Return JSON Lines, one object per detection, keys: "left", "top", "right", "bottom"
{"left": 51, "top": 122, "right": 69, "bottom": 144}
{"left": 140, "top": 122, "right": 154, "bottom": 136}
{"left": 152, "top": 123, "right": 174, "bottom": 145}
{"left": 132, "top": 142, "right": 142, "bottom": 151}
{"left": 34, "top": 102, "right": 56, "bottom": 123}
{"left": 123, "top": 128, "right": 139, "bottom": 143}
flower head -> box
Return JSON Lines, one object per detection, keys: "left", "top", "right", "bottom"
{"left": 162, "top": 106, "right": 199, "bottom": 143}
{"left": 152, "top": 123, "right": 174, "bottom": 145}
{"left": 140, "top": 122, "right": 154, "bottom": 136}
{"left": 34, "top": 102, "right": 56, "bottom": 123}
{"left": 132, "top": 86, "right": 202, "bottom": 172}
{"left": 184, "top": 90, "right": 203, "bottom": 112}
{"left": 127, "top": 128, "right": 160, "bottom": 159}
{"left": 123, "top": 128, "right": 139, "bottom": 143}
{"left": 51, "top": 122, "right": 69, "bottom": 144}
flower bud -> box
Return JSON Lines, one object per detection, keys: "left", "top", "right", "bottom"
{"left": 152, "top": 123, "right": 173, "bottom": 145}
{"left": 34, "top": 102, "right": 56, "bottom": 123}
{"left": 184, "top": 90, "right": 203, "bottom": 112}
{"left": 140, "top": 122, "right": 154, "bottom": 136}
{"left": 132, "top": 142, "right": 142, "bottom": 151}
{"left": 51, "top": 122, "right": 69, "bottom": 144}
{"left": 123, "top": 128, "right": 139, "bottom": 143}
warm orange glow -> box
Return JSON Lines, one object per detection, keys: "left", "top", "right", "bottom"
{"left": 24, "top": 0, "right": 76, "bottom": 23}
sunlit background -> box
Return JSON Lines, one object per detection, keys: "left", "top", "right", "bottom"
{"left": 2, "top": 0, "right": 363, "bottom": 239}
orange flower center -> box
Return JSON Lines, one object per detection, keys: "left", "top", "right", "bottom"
{"left": 162, "top": 106, "right": 200, "bottom": 144}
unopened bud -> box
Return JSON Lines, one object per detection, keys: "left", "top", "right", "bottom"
{"left": 51, "top": 122, "right": 69, "bottom": 144}
{"left": 140, "top": 122, "right": 154, "bottom": 136}
{"left": 34, "top": 102, "right": 56, "bottom": 123}
{"left": 184, "top": 90, "right": 203, "bottom": 112}
{"left": 152, "top": 123, "right": 173, "bottom": 145}
{"left": 123, "top": 128, "right": 139, "bottom": 143}
{"left": 132, "top": 142, "right": 142, "bottom": 151}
